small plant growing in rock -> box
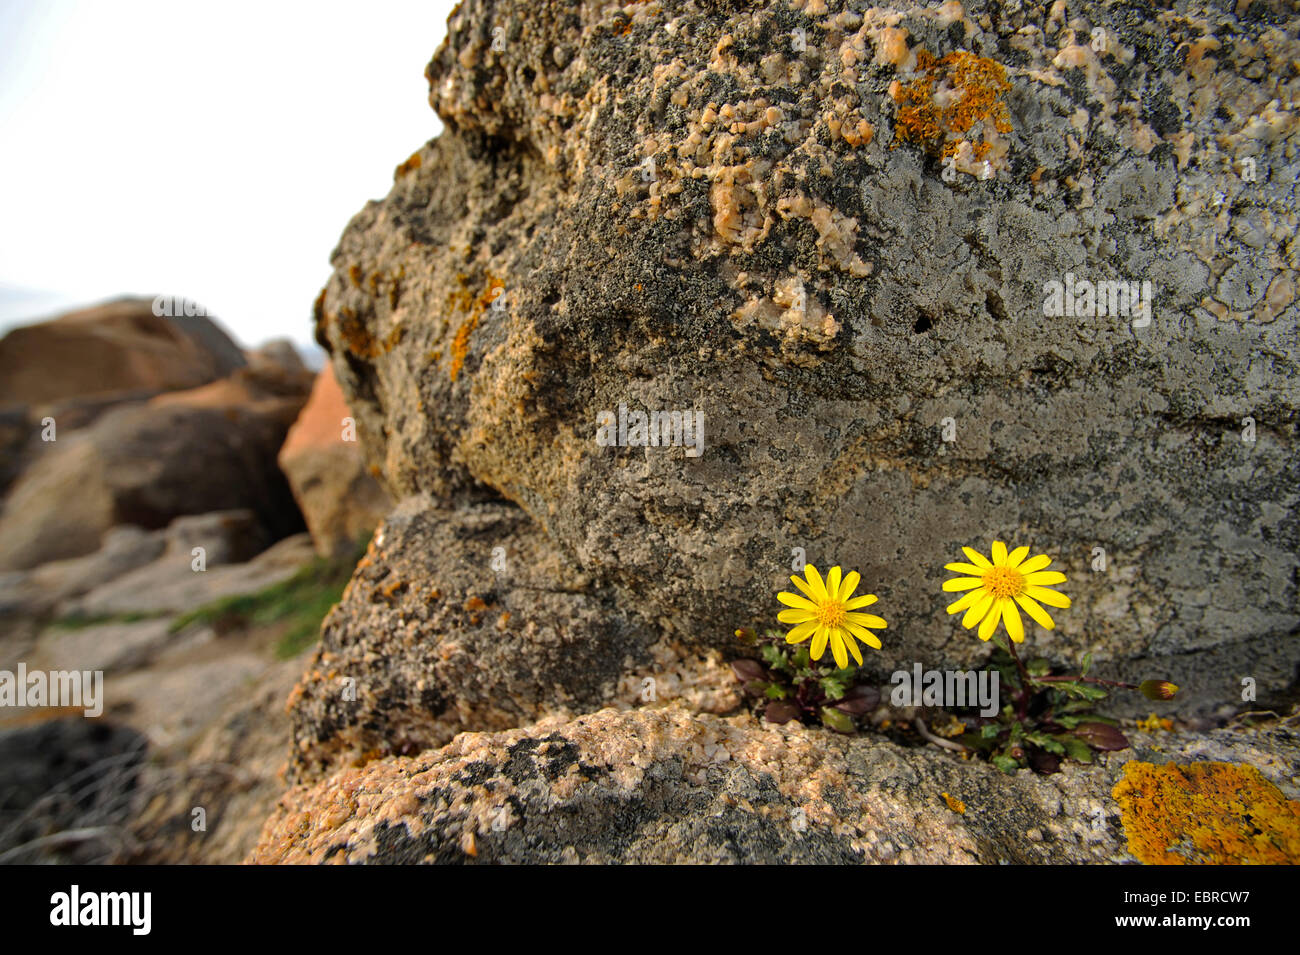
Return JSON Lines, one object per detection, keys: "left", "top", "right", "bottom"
{"left": 731, "top": 628, "right": 880, "bottom": 733}
{"left": 942, "top": 541, "right": 1179, "bottom": 774}
{"left": 732, "top": 563, "right": 886, "bottom": 732}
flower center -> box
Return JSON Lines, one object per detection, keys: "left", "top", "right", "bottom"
{"left": 983, "top": 565, "right": 1024, "bottom": 599}
{"left": 817, "top": 600, "right": 847, "bottom": 629}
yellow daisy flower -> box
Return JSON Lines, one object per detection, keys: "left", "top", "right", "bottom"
{"left": 777, "top": 564, "right": 886, "bottom": 668}
{"left": 942, "top": 541, "right": 1070, "bottom": 643}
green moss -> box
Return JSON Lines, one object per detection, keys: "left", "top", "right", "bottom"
{"left": 169, "top": 540, "right": 366, "bottom": 660}
{"left": 49, "top": 610, "right": 164, "bottom": 630}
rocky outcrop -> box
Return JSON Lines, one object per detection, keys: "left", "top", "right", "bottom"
{"left": 0, "top": 366, "right": 309, "bottom": 570}
{"left": 278, "top": 365, "right": 390, "bottom": 558}
{"left": 253, "top": 705, "right": 1299, "bottom": 864}
{"left": 290, "top": 0, "right": 1299, "bottom": 786}
{"left": 0, "top": 297, "right": 244, "bottom": 407}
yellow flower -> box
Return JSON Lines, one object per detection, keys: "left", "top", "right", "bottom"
{"left": 777, "top": 564, "right": 886, "bottom": 668}
{"left": 942, "top": 541, "right": 1070, "bottom": 643}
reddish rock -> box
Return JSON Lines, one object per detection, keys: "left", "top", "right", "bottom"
{"left": 278, "top": 364, "right": 389, "bottom": 557}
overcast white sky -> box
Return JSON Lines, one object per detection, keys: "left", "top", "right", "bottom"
{"left": 0, "top": 0, "right": 457, "bottom": 353}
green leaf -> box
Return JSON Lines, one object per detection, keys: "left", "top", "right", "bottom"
{"left": 1025, "top": 732, "right": 1065, "bottom": 755}
{"left": 1052, "top": 681, "right": 1108, "bottom": 702}
{"left": 980, "top": 723, "right": 1001, "bottom": 739}
{"left": 763, "top": 683, "right": 790, "bottom": 700}
{"left": 760, "top": 645, "right": 788, "bottom": 671}
{"left": 991, "top": 755, "right": 1021, "bottom": 775}
{"left": 1080, "top": 651, "right": 1093, "bottom": 676}
{"left": 820, "top": 707, "right": 856, "bottom": 734}
{"left": 791, "top": 646, "right": 811, "bottom": 670}
{"left": 819, "top": 676, "right": 848, "bottom": 701}
{"left": 1061, "top": 736, "right": 1093, "bottom": 763}
{"left": 1027, "top": 657, "right": 1051, "bottom": 677}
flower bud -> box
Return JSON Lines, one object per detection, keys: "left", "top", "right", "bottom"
{"left": 1139, "top": 680, "right": 1179, "bottom": 701}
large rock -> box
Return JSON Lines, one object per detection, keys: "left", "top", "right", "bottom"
{"left": 0, "top": 297, "right": 245, "bottom": 407}
{"left": 253, "top": 705, "right": 1299, "bottom": 864}
{"left": 0, "top": 367, "right": 310, "bottom": 570}
{"left": 278, "top": 365, "right": 390, "bottom": 557}
{"left": 295, "top": 0, "right": 1299, "bottom": 775}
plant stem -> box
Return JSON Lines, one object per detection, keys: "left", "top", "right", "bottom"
{"left": 1031, "top": 674, "right": 1138, "bottom": 690}
{"left": 1004, "top": 638, "right": 1032, "bottom": 719}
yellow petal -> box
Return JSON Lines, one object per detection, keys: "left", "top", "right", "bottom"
{"left": 962, "top": 547, "right": 992, "bottom": 568}
{"left": 811, "top": 626, "right": 829, "bottom": 660}
{"left": 1017, "top": 554, "right": 1051, "bottom": 574}
{"left": 785, "top": 620, "right": 818, "bottom": 643}
{"left": 1014, "top": 593, "right": 1055, "bottom": 630}
{"left": 841, "top": 629, "right": 863, "bottom": 666}
{"left": 947, "top": 588, "right": 986, "bottom": 614}
{"left": 978, "top": 597, "right": 1004, "bottom": 640}
{"left": 1024, "top": 585, "right": 1070, "bottom": 609}
{"left": 777, "top": 591, "right": 819, "bottom": 611}
{"left": 790, "top": 574, "right": 818, "bottom": 602}
{"left": 777, "top": 608, "right": 817, "bottom": 624}
{"left": 829, "top": 632, "right": 848, "bottom": 669}
{"left": 944, "top": 562, "right": 986, "bottom": 575}
{"left": 804, "top": 565, "right": 828, "bottom": 601}
{"left": 962, "top": 590, "right": 995, "bottom": 629}
{"left": 1002, "top": 598, "right": 1025, "bottom": 643}
{"left": 845, "top": 621, "right": 882, "bottom": 649}
{"left": 846, "top": 612, "right": 886, "bottom": 629}
{"left": 1006, "top": 545, "right": 1030, "bottom": 567}
{"left": 838, "top": 570, "right": 860, "bottom": 602}
{"left": 827, "top": 565, "right": 842, "bottom": 598}
{"left": 991, "top": 541, "right": 1008, "bottom": 566}
{"left": 1024, "top": 570, "right": 1067, "bottom": 586}
{"left": 943, "top": 576, "right": 984, "bottom": 591}
{"left": 844, "top": 593, "right": 877, "bottom": 610}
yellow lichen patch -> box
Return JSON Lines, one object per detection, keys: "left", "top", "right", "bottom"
{"left": 941, "top": 792, "right": 966, "bottom": 814}
{"left": 1113, "top": 761, "right": 1300, "bottom": 865}
{"left": 892, "top": 49, "right": 1013, "bottom": 173}
{"left": 1136, "top": 713, "right": 1174, "bottom": 732}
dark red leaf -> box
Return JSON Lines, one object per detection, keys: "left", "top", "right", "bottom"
{"left": 833, "top": 684, "right": 881, "bottom": 715}
{"left": 764, "top": 701, "right": 801, "bottom": 724}
{"left": 730, "top": 659, "right": 766, "bottom": 683}
{"left": 1073, "top": 722, "right": 1131, "bottom": 751}
{"left": 1027, "top": 747, "right": 1061, "bottom": 775}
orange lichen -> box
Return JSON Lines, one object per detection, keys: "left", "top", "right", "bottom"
{"left": 892, "top": 49, "right": 1012, "bottom": 159}
{"left": 447, "top": 275, "right": 505, "bottom": 382}
{"left": 1113, "top": 761, "right": 1300, "bottom": 865}
{"left": 464, "top": 595, "right": 487, "bottom": 612}
{"left": 337, "top": 308, "right": 404, "bottom": 359}
{"left": 941, "top": 792, "right": 966, "bottom": 814}
{"left": 394, "top": 151, "right": 422, "bottom": 178}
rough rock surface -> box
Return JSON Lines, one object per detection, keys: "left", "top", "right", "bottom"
{"left": 0, "top": 297, "right": 245, "bottom": 406}
{"left": 292, "top": 0, "right": 1300, "bottom": 782}
{"left": 278, "top": 365, "right": 390, "bottom": 557}
{"left": 0, "top": 367, "right": 309, "bottom": 570}
{"left": 254, "top": 705, "right": 1299, "bottom": 864}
